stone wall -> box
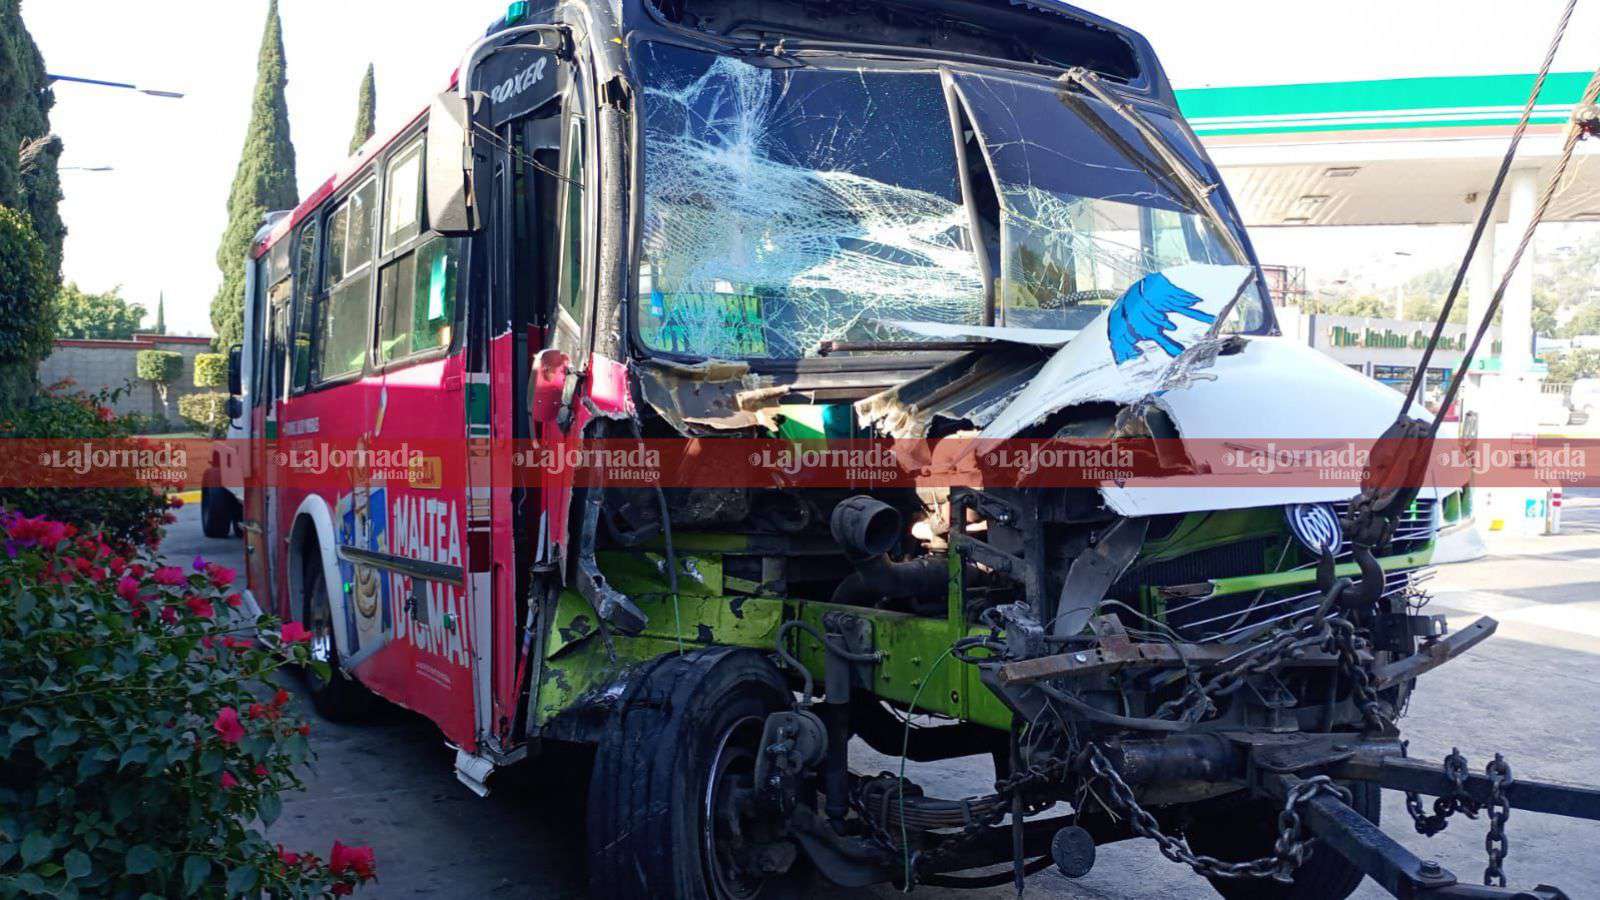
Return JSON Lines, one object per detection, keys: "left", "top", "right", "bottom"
{"left": 39, "top": 334, "right": 215, "bottom": 424}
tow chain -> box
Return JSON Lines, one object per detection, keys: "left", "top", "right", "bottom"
{"left": 1484, "top": 754, "right": 1514, "bottom": 886}
{"left": 1329, "top": 617, "right": 1393, "bottom": 731}
{"left": 1400, "top": 749, "right": 1516, "bottom": 886}
{"left": 1405, "top": 749, "right": 1479, "bottom": 836}
{"left": 1085, "top": 744, "right": 1352, "bottom": 883}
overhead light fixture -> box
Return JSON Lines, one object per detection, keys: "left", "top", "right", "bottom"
{"left": 1574, "top": 211, "right": 1600, "bottom": 219}
{"left": 1282, "top": 216, "right": 1311, "bottom": 224}
{"left": 1323, "top": 166, "right": 1361, "bottom": 178}
{"left": 1297, "top": 194, "right": 1331, "bottom": 207}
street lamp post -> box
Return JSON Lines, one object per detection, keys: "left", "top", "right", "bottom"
{"left": 46, "top": 74, "right": 184, "bottom": 99}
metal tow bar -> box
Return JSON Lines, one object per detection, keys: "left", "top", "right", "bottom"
{"left": 1264, "top": 754, "right": 1600, "bottom": 899}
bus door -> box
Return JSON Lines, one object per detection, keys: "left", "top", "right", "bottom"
{"left": 493, "top": 47, "right": 598, "bottom": 742}
{"left": 243, "top": 239, "right": 292, "bottom": 613}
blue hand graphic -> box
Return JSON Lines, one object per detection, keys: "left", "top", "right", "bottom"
{"left": 1107, "top": 273, "right": 1216, "bottom": 364}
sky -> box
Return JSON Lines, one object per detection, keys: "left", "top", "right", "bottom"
{"left": 24, "top": 0, "right": 1600, "bottom": 336}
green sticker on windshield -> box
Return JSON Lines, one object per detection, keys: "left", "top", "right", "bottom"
{"left": 646, "top": 290, "right": 768, "bottom": 357}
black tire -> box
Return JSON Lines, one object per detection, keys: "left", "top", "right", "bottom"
{"left": 200, "top": 486, "right": 236, "bottom": 539}
{"left": 588, "top": 647, "right": 807, "bottom": 900}
{"left": 1187, "top": 782, "right": 1379, "bottom": 900}
{"left": 302, "top": 555, "right": 373, "bottom": 722}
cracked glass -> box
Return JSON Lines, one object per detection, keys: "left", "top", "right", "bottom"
{"left": 635, "top": 42, "right": 984, "bottom": 360}
{"left": 953, "top": 72, "right": 1267, "bottom": 333}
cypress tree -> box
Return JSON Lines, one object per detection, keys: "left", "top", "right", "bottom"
{"left": 154, "top": 292, "right": 166, "bottom": 334}
{"left": 0, "top": 0, "right": 63, "bottom": 283}
{"left": 350, "top": 63, "right": 376, "bottom": 155}
{"left": 210, "top": 0, "right": 297, "bottom": 349}
{"left": 0, "top": 0, "right": 61, "bottom": 407}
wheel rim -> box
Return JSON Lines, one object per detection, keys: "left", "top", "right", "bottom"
{"left": 306, "top": 572, "right": 334, "bottom": 668}
{"left": 703, "top": 714, "right": 769, "bottom": 900}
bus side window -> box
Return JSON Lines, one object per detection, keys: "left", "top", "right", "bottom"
{"left": 291, "top": 222, "right": 319, "bottom": 391}
{"left": 317, "top": 178, "right": 377, "bottom": 382}
{"left": 555, "top": 115, "right": 586, "bottom": 328}
{"left": 532, "top": 108, "right": 585, "bottom": 360}
{"left": 376, "top": 135, "right": 461, "bottom": 364}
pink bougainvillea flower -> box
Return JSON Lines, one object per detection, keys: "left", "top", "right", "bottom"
{"left": 277, "top": 845, "right": 301, "bottom": 866}
{"left": 159, "top": 605, "right": 178, "bottom": 626}
{"left": 167, "top": 493, "right": 184, "bottom": 508}
{"left": 331, "top": 885, "right": 353, "bottom": 897}
{"left": 329, "top": 841, "right": 377, "bottom": 879}
{"left": 152, "top": 566, "right": 186, "bottom": 586}
{"left": 220, "top": 771, "right": 239, "bottom": 789}
{"left": 192, "top": 554, "right": 207, "bottom": 572}
{"left": 116, "top": 575, "right": 141, "bottom": 603}
{"left": 205, "top": 563, "right": 237, "bottom": 589}
{"left": 225, "top": 593, "right": 242, "bottom": 608}
{"left": 222, "top": 636, "right": 253, "bottom": 652}
{"left": 271, "top": 688, "right": 290, "bottom": 708}
{"left": 185, "top": 595, "right": 215, "bottom": 620}
{"left": 279, "top": 622, "right": 313, "bottom": 644}
{"left": 213, "top": 707, "right": 245, "bottom": 744}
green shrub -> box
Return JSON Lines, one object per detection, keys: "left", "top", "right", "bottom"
{"left": 178, "top": 392, "right": 231, "bottom": 438}
{"left": 0, "top": 514, "right": 378, "bottom": 897}
{"left": 0, "top": 207, "right": 57, "bottom": 367}
{"left": 193, "top": 353, "right": 228, "bottom": 389}
{"left": 135, "top": 351, "right": 184, "bottom": 419}
{"left": 0, "top": 384, "right": 172, "bottom": 550}
{"left": 134, "top": 350, "right": 183, "bottom": 386}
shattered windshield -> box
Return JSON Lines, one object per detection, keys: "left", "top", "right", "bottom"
{"left": 635, "top": 42, "right": 984, "bottom": 359}
{"left": 633, "top": 44, "right": 1268, "bottom": 361}
{"left": 954, "top": 72, "right": 1267, "bottom": 332}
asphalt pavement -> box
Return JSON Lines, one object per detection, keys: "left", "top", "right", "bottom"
{"left": 170, "top": 489, "right": 1600, "bottom": 899}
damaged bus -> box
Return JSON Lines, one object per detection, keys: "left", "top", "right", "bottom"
{"left": 216, "top": 0, "right": 1600, "bottom": 897}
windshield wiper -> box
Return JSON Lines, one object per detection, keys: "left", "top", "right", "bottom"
{"left": 1057, "top": 68, "right": 1247, "bottom": 264}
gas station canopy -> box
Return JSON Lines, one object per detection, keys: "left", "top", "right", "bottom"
{"left": 1178, "top": 72, "right": 1600, "bottom": 227}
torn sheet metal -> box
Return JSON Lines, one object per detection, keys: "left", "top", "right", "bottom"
{"left": 978, "top": 263, "right": 1253, "bottom": 441}
{"left": 854, "top": 344, "right": 1051, "bottom": 439}
{"left": 634, "top": 358, "right": 783, "bottom": 433}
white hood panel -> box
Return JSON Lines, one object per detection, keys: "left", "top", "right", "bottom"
{"left": 1101, "top": 337, "right": 1423, "bottom": 516}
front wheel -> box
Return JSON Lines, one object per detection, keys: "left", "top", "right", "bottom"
{"left": 587, "top": 648, "right": 806, "bottom": 900}
{"left": 1186, "top": 781, "right": 1379, "bottom": 900}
